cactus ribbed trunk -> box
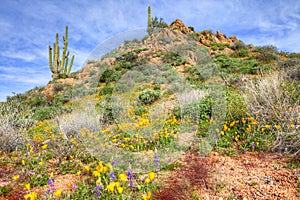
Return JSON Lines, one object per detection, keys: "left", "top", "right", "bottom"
{"left": 147, "top": 6, "right": 153, "bottom": 34}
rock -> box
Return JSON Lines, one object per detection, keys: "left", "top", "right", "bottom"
{"left": 170, "top": 19, "right": 195, "bottom": 34}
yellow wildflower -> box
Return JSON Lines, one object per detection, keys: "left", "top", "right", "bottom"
{"left": 265, "top": 124, "right": 271, "bottom": 129}
{"left": 22, "top": 159, "right": 25, "bottom": 165}
{"left": 24, "top": 192, "right": 37, "bottom": 200}
{"left": 106, "top": 163, "right": 113, "bottom": 170}
{"left": 246, "top": 125, "right": 251, "bottom": 132}
{"left": 148, "top": 172, "right": 155, "bottom": 181}
{"left": 252, "top": 121, "right": 258, "bottom": 126}
{"left": 106, "top": 182, "right": 115, "bottom": 192}
{"left": 41, "top": 144, "right": 48, "bottom": 150}
{"left": 275, "top": 125, "right": 281, "bottom": 130}
{"left": 93, "top": 171, "right": 100, "bottom": 177}
{"left": 119, "top": 173, "right": 127, "bottom": 182}
{"left": 77, "top": 171, "right": 81, "bottom": 176}
{"left": 241, "top": 118, "right": 246, "bottom": 123}
{"left": 117, "top": 186, "right": 123, "bottom": 194}
{"left": 145, "top": 178, "right": 151, "bottom": 184}
{"left": 115, "top": 182, "right": 120, "bottom": 188}
{"left": 234, "top": 136, "right": 239, "bottom": 142}
{"left": 230, "top": 121, "right": 235, "bottom": 127}
{"left": 142, "top": 192, "right": 151, "bottom": 200}
{"left": 220, "top": 131, "right": 224, "bottom": 136}
{"left": 84, "top": 165, "right": 90, "bottom": 172}
{"left": 13, "top": 175, "right": 20, "bottom": 181}
{"left": 54, "top": 190, "right": 62, "bottom": 198}
{"left": 39, "top": 161, "right": 44, "bottom": 167}
{"left": 291, "top": 124, "right": 295, "bottom": 129}
{"left": 25, "top": 183, "right": 30, "bottom": 190}
{"left": 96, "top": 178, "right": 102, "bottom": 186}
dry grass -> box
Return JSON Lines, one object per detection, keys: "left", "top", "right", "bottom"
{"left": 243, "top": 72, "right": 298, "bottom": 123}
{"left": 243, "top": 71, "right": 299, "bottom": 156}
{"left": 56, "top": 99, "right": 100, "bottom": 137}
{"left": 0, "top": 100, "right": 33, "bottom": 152}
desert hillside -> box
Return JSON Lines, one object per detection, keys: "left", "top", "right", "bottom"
{"left": 0, "top": 18, "right": 299, "bottom": 199}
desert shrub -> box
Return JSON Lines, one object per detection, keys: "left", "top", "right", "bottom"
{"left": 162, "top": 52, "right": 186, "bottom": 66}
{"left": 114, "top": 81, "right": 130, "bottom": 93}
{"left": 214, "top": 55, "right": 261, "bottom": 74}
{"left": 137, "top": 89, "right": 161, "bottom": 105}
{"left": 33, "top": 107, "right": 57, "bottom": 121}
{"left": 254, "top": 45, "right": 278, "bottom": 63}
{"left": 280, "top": 58, "right": 300, "bottom": 81}
{"left": 230, "top": 40, "right": 247, "bottom": 51}
{"left": 174, "top": 95, "right": 211, "bottom": 122}
{"left": 89, "top": 69, "right": 97, "bottom": 76}
{"left": 133, "top": 106, "right": 148, "bottom": 116}
{"left": 99, "top": 85, "right": 114, "bottom": 96}
{"left": 71, "top": 83, "right": 89, "bottom": 97}
{"left": 211, "top": 43, "right": 229, "bottom": 51}
{"left": 0, "top": 98, "right": 34, "bottom": 152}
{"left": 58, "top": 100, "right": 100, "bottom": 135}
{"left": 243, "top": 72, "right": 298, "bottom": 123}
{"left": 185, "top": 66, "right": 205, "bottom": 84}
{"left": 287, "top": 52, "right": 300, "bottom": 59}
{"left": 225, "top": 88, "right": 248, "bottom": 121}
{"left": 28, "top": 92, "right": 49, "bottom": 107}
{"left": 52, "top": 82, "right": 64, "bottom": 94}
{"left": 99, "top": 69, "right": 115, "bottom": 83}
{"left": 243, "top": 71, "right": 299, "bottom": 155}
{"left": 232, "top": 48, "right": 249, "bottom": 57}
{"left": 97, "top": 95, "right": 123, "bottom": 125}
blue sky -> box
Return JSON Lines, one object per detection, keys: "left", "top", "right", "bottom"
{"left": 0, "top": 0, "right": 299, "bottom": 101}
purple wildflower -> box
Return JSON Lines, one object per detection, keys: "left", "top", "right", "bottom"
{"left": 127, "top": 169, "right": 134, "bottom": 188}
{"left": 93, "top": 184, "right": 102, "bottom": 197}
{"left": 110, "top": 171, "right": 116, "bottom": 181}
{"left": 213, "top": 135, "right": 217, "bottom": 141}
{"left": 112, "top": 159, "right": 118, "bottom": 166}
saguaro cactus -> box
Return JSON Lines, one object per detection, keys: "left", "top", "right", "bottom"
{"left": 49, "top": 26, "right": 74, "bottom": 79}
{"left": 147, "top": 6, "right": 153, "bottom": 34}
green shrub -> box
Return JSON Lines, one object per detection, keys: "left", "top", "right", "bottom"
{"left": 214, "top": 55, "right": 261, "bottom": 74}
{"left": 175, "top": 95, "right": 212, "bottom": 121}
{"left": 99, "top": 69, "right": 115, "bottom": 83}
{"left": 254, "top": 45, "right": 278, "bottom": 63}
{"left": 33, "top": 107, "right": 57, "bottom": 121}
{"left": 0, "top": 185, "right": 12, "bottom": 196}
{"left": 225, "top": 88, "right": 248, "bottom": 121}
{"left": 133, "top": 106, "right": 148, "bottom": 116}
{"left": 99, "top": 85, "right": 114, "bottom": 96}
{"left": 137, "top": 89, "right": 161, "bottom": 105}
{"left": 162, "top": 52, "right": 186, "bottom": 66}
{"left": 230, "top": 40, "right": 247, "bottom": 51}
{"left": 232, "top": 49, "right": 249, "bottom": 57}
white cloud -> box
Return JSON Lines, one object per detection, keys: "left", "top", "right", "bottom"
{"left": 1, "top": 51, "right": 36, "bottom": 62}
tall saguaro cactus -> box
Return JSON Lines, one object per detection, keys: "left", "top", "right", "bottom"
{"left": 147, "top": 6, "right": 153, "bottom": 34}
{"left": 49, "top": 26, "right": 74, "bottom": 79}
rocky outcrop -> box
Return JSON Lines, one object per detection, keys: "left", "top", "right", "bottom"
{"left": 170, "top": 19, "right": 195, "bottom": 34}
{"left": 198, "top": 30, "right": 238, "bottom": 46}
